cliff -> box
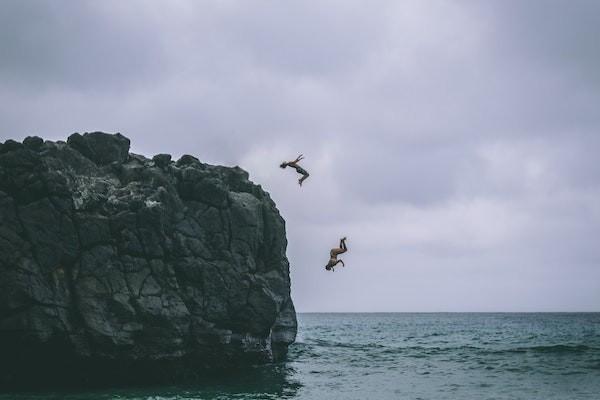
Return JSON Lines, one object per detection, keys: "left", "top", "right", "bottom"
{"left": 0, "top": 132, "right": 296, "bottom": 387}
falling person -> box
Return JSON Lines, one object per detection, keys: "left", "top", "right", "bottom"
{"left": 325, "top": 237, "right": 348, "bottom": 272}
{"left": 280, "top": 154, "right": 310, "bottom": 186}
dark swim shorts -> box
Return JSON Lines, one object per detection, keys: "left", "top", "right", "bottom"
{"left": 295, "top": 166, "right": 309, "bottom": 175}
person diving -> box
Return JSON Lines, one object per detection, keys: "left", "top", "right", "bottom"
{"left": 280, "top": 154, "right": 310, "bottom": 186}
{"left": 325, "top": 237, "right": 348, "bottom": 272}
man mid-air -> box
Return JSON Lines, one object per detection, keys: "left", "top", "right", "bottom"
{"left": 325, "top": 237, "right": 348, "bottom": 272}
{"left": 280, "top": 154, "right": 310, "bottom": 186}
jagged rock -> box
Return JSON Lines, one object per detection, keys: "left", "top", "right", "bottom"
{"left": 153, "top": 153, "right": 172, "bottom": 169}
{"left": 0, "top": 139, "right": 22, "bottom": 153}
{"left": 22, "top": 136, "right": 44, "bottom": 151}
{"left": 0, "top": 132, "right": 296, "bottom": 388}
{"left": 66, "top": 131, "right": 131, "bottom": 165}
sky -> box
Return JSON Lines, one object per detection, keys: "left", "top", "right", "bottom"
{"left": 1, "top": 0, "right": 599, "bottom": 312}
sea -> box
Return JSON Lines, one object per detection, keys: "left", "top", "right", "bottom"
{"left": 3, "top": 313, "right": 600, "bottom": 400}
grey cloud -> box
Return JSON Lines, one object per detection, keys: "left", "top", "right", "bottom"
{"left": 0, "top": 0, "right": 167, "bottom": 91}
{"left": 341, "top": 140, "right": 471, "bottom": 205}
{"left": 1, "top": 0, "right": 599, "bottom": 311}
{"left": 217, "top": 1, "right": 390, "bottom": 78}
{"left": 481, "top": 0, "right": 600, "bottom": 87}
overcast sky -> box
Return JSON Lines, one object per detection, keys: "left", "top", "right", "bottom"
{"left": 1, "top": 0, "right": 599, "bottom": 311}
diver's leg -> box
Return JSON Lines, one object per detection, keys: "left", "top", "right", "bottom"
{"left": 298, "top": 173, "right": 309, "bottom": 186}
{"left": 339, "top": 238, "right": 347, "bottom": 253}
{"left": 331, "top": 247, "right": 344, "bottom": 257}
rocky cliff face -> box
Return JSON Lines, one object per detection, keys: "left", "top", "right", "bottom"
{"left": 0, "top": 132, "right": 296, "bottom": 387}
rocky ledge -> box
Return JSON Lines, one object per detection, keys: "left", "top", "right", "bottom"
{"left": 0, "top": 132, "right": 296, "bottom": 387}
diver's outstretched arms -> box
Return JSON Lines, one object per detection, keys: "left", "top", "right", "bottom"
{"left": 283, "top": 154, "right": 304, "bottom": 167}
{"left": 280, "top": 154, "right": 304, "bottom": 168}
{"left": 331, "top": 259, "right": 344, "bottom": 272}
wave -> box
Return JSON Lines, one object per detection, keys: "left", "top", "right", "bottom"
{"left": 292, "top": 341, "right": 598, "bottom": 357}
{"left": 306, "top": 338, "right": 386, "bottom": 349}
{"left": 497, "top": 344, "right": 596, "bottom": 354}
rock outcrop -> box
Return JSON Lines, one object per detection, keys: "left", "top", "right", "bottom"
{"left": 0, "top": 132, "right": 296, "bottom": 387}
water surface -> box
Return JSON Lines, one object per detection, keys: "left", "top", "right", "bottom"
{"left": 3, "top": 313, "right": 600, "bottom": 399}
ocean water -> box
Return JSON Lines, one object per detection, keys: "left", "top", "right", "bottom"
{"left": 3, "top": 313, "right": 600, "bottom": 400}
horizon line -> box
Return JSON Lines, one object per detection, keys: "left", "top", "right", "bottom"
{"left": 296, "top": 311, "right": 600, "bottom": 314}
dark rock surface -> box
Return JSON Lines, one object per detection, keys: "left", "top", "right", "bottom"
{"left": 0, "top": 132, "right": 296, "bottom": 387}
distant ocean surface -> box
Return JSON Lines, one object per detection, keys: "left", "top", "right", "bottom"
{"left": 3, "top": 313, "right": 600, "bottom": 400}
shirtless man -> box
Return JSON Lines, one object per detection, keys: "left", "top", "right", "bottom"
{"left": 325, "top": 237, "right": 347, "bottom": 272}
{"left": 280, "top": 154, "right": 310, "bottom": 186}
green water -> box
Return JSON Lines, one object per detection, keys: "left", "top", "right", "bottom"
{"left": 3, "top": 313, "right": 600, "bottom": 399}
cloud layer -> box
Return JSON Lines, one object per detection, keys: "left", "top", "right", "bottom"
{"left": 2, "top": 0, "right": 599, "bottom": 311}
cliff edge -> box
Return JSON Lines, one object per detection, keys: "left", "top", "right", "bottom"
{"left": 0, "top": 132, "right": 297, "bottom": 387}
